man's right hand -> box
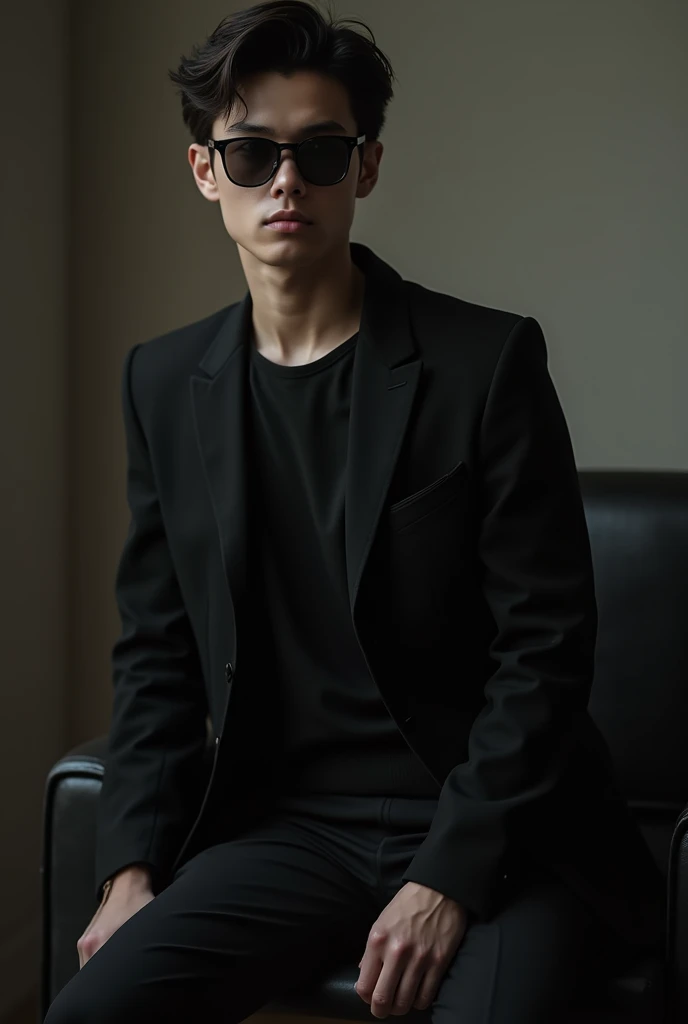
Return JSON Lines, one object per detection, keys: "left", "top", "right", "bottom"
{"left": 77, "top": 864, "right": 155, "bottom": 968}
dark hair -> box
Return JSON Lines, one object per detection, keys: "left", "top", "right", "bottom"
{"left": 168, "top": 0, "right": 396, "bottom": 148}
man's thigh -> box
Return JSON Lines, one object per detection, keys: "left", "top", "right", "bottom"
{"left": 430, "top": 864, "right": 610, "bottom": 1024}
{"left": 44, "top": 812, "right": 376, "bottom": 1024}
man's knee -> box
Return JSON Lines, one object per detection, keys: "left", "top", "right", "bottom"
{"left": 43, "top": 979, "right": 89, "bottom": 1024}
{"left": 43, "top": 964, "right": 132, "bottom": 1024}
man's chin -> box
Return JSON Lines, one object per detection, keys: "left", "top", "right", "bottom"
{"left": 248, "top": 234, "right": 327, "bottom": 268}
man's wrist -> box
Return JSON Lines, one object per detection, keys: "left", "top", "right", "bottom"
{"left": 105, "top": 863, "right": 153, "bottom": 899}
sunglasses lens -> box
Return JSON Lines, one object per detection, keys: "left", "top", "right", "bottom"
{"left": 224, "top": 138, "right": 277, "bottom": 186}
{"left": 223, "top": 137, "right": 351, "bottom": 186}
{"left": 298, "top": 137, "right": 350, "bottom": 185}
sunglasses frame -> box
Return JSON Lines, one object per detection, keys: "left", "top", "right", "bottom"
{"left": 207, "top": 134, "right": 366, "bottom": 187}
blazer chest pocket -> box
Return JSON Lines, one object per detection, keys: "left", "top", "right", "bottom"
{"left": 388, "top": 460, "right": 467, "bottom": 533}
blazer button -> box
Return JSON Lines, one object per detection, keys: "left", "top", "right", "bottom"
{"left": 215, "top": 736, "right": 220, "bottom": 746}
{"left": 225, "top": 661, "right": 234, "bottom": 684}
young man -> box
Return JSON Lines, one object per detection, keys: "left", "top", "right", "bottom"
{"left": 46, "top": 1, "right": 665, "bottom": 1022}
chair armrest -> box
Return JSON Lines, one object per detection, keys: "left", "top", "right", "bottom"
{"left": 667, "top": 800, "right": 688, "bottom": 1022}
{"left": 42, "top": 733, "right": 109, "bottom": 806}
{"left": 40, "top": 729, "right": 214, "bottom": 1017}
{"left": 40, "top": 733, "right": 110, "bottom": 1015}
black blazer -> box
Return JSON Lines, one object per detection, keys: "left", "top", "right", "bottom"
{"left": 95, "top": 242, "right": 665, "bottom": 951}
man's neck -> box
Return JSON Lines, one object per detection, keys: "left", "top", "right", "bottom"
{"left": 243, "top": 245, "right": 365, "bottom": 368}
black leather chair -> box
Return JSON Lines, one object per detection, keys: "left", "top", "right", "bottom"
{"left": 41, "top": 470, "right": 688, "bottom": 1023}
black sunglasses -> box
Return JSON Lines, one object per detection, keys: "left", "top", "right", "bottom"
{"left": 207, "top": 133, "right": 366, "bottom": 187}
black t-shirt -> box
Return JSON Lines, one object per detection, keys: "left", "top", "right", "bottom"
{"left": 239, "top": 332, "right": 441, "bottom": 799}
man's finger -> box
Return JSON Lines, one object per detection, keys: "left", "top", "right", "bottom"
{"left": 370, "top": 953, "right": 407, "bottom": 1018}
{"left": 389, "top": 961, "right": 427, "bottom": 1015}
{"left": 413, "top": 964, "right": 445, "bottom": 1009}
{"left": 355, "top": 950, "right": 383, "bottom": 1005}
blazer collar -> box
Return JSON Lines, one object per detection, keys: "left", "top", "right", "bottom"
{"left": 196, "top": 242, "right": 417, "bottom": 378}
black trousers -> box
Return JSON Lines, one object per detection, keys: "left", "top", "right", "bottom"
{"left": 45, "top": 791, "right": 626, "bottom": 1024}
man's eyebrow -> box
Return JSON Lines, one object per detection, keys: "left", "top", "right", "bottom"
{"left": 222, "top": 119, "right": 348, "bottom": 136}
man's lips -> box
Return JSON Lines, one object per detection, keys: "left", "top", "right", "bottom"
{"left": 264, "top": 210, "right": 312, "bottom": 224}
{"left": 264, "top": 219, "right": 313, "bottom": 232}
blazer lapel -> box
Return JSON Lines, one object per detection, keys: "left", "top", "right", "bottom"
{"left": 344, "top": 244, "right": 422, "bottom": 615}
{"left": 189, "top": 242, "right": 423, "bottom": 644}
{"left": 190, "top": 295, "right": 253, "bottom": 642}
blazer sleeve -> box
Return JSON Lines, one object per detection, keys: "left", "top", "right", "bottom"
{"left": 93, "top": 343, "right": 209, "bottom": 904}
{"left": 401, "top": 315, "right": 598, "bottom": 921}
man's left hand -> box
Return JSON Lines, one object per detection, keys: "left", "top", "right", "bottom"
{"left": 355, "top": 881, "right": 468, "bottom": 1018}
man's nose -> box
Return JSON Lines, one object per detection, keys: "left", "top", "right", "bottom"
{"left": 272, "top": 148, "right": 304, "bottom": 187}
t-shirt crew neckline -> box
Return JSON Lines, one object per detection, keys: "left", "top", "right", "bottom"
{"left": 250, "top": 331, "right": 359, "bottom": 378}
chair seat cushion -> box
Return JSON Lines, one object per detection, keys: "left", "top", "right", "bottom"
{"left": 264, "top": 951, "right": 665, "bottom": 1022}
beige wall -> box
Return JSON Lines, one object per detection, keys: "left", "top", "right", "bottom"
{"left": 0, "top": 1, "right": 69, "bottom": 1016}
{"left": 371, "top": 0, "right": 688, "bottom": 466}
{"left": 1, "top": 0, "right": 686, "bottom": 1015}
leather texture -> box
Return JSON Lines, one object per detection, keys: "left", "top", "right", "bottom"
{"left": 41, "top": 469, "right": 688, "bottom": 1022}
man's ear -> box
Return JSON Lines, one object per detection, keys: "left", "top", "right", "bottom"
{"left": 356, "top": 140, "right": 383, "bottom": 198}
{"left": 189, "top": 144, "right": 221, "bottom": 202}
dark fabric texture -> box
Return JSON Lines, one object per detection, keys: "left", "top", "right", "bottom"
{"left": 92, "top": 241, "right": 666, "bottom": 953}
{"left": 243, "top": 330, "right": 441, "bottom": 799}
{"left": 48, "top": 793, "right": 631, "bottom": 1024}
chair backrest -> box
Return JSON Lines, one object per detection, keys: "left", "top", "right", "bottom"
{"left": 580, "top": 469, "right": 688, "bottom": 875}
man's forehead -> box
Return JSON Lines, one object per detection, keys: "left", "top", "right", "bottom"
{"left": 219, "top": 72, "right": 354, "bottom": 135}
{"left": 219, "top": 114, "right": 349, "bottom": 136}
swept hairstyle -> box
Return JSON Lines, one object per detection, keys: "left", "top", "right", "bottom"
{"left": 168, "top": 0, "right": 396, "bottom": 156}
